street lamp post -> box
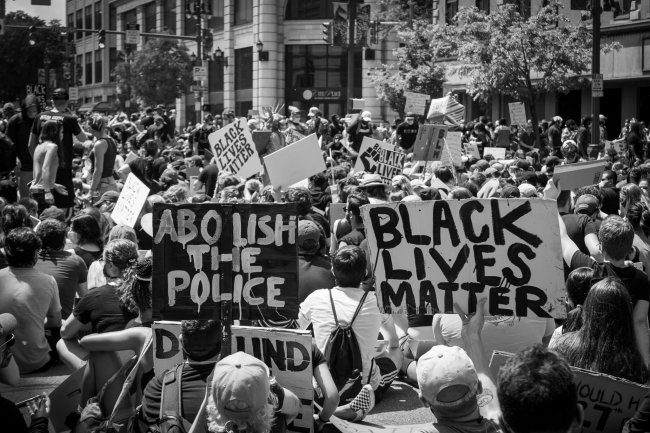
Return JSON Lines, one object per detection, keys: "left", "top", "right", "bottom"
{"left": 185, "top": 0, "right": 212, "bottom": 125}
{"left": 43, "top": 50, "right": 51, "bottom": 103}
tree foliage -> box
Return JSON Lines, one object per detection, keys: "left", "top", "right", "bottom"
{"left": 0, "top": 11, "right": 68, "bottom": 103}
{"left": 115, "top": 35, "right": 193, "bottom": 108}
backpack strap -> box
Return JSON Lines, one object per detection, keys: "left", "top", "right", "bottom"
{"left": 349, "top": 291, "right": 370, "bottom": 327}
{"left": 328, "top": 289, "right": 339, "bottom": 325}
{"left": 160, "top": 363, "right": 184, "bottom": 419}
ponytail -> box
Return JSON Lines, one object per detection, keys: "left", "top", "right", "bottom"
{"left": 562, "top": 304, "right": 583, "bottom": 334}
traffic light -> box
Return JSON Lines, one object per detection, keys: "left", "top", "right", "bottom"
{"left": 29, "top": 26, "right": 37, "bottom": 45}
{"left": 370, "top": 20, "right": 379, "bottom": 45}
{"left": 322, "top": 22, "right": 333, "bottom": 45}
{"left": 98, "top": 29, "right": 105, "bottom": 49}
{"left": 203, "top": 31, "right": 213, "bottom": 52}
{"left": 202, "top": 104, "right": 211, "bottom": 112}
{"left": 69, "top": 42, "right": 76, "bottom": 55}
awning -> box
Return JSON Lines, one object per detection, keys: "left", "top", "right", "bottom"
{"left": 77, "top": 101, "right": 118, "bottom": 113}
{"left": 77, "top": 103, "right": 95, "bottom": 113}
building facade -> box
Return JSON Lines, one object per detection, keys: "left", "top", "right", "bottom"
{"left": 65, "top": 0, "right": 402, "bottom": 128}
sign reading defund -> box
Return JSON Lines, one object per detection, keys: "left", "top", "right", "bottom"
{"left": 152, "top": 203, "right": 299, "bottom": 321}
{"left": 362, "top": 200, "right": 565, "bottom": 318}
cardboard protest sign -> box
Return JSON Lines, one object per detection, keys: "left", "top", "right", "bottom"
{"left": 282, "top": 128, "right": 306, "bottom": 145}
{"left": 508, "top": 102, "right": 527, "bottom": 126}
{"left": 233, "top": 326, "right": 314, "bottom": 433}
{"left": 111, "top": 173, "right": 150, "bottom": 227}
{"left": 606, "top": 139, "right": 626, "bottom": 155}
{"left": 465, "top": 143, "right": 481, "bottom": 159}
{"left": 483, "top": 147, "right": 506, "bottom": 160}
{"left": 264, "top": 134, "right": 326, "bottom": 189}
{"left": 152, "top": 203, "right": 299, "bottom": 321}
{"left": 186, "top": 167, "right": 204, "bottom": 197}
{"left": 49, "top": 367, "right": 85, "bottom": 432}
{"left": 354, "top": 137, "right": 406, "bottom": 184}
{"left": 152, "top": 321, "right": 186, "bottom": 375}
{"left": 412, "top": 125, "right": 449, "bottom": 162}
{"left": 361, "top": 200, "right": 565, "bottom": 318}
{"left": 553, "top": 160, "right": 608, "bottom": 191}
{"left": 444, "top": 132, "right": 463, "bottom": 167}
{"left": 427, "top": 95, "right": 466, "bottom": 125}
{"left": 404, "top": 91, "right": 429, "bottom": 117}
{"left": 209, "top": 118, "right": 263, "bottom": 179}
{"left": 490, "top": 351, "right": 650, "bottom": 433}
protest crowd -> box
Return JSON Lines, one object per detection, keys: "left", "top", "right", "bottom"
{"left": 2, "top": 87, "right": 650, "bottom": 433}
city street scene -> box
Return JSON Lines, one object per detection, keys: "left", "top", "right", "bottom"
{"left": 2, "top": 0, "right": 650, "bottom": 432}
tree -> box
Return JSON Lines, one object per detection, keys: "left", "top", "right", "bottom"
{"left": 0, "top": 11, "right": 67, "bottom": 103}
{"left": 448, "top": 0, "right": 619, "bottom": 145}
{"left": 114, "top": 34, "right": 193, "bottom": 108}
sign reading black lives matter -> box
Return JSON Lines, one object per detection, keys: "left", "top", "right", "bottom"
{"left": 353, "top": 137, "right": 406, "bottom": 184}
{"left": 209, "top": 118, "right": 263, "bottom": 180}
{"left": 152, "top": 203, "right": 299, "bottom": 321}
{"left": 362, "top": 200, "right": 565, "bottom": 318}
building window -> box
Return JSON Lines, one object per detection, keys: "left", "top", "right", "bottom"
{"left": 235, "top": 47, "right": 253, "bottom": 90}
{"left": 164, "top": 0, "right": 177, "bottom": 32}
{"left": 67, "top": 13, "right": 74, "bottom": 42}
{"left": 95, "top": 2, "right": 102, "bottom": 30}
{"left": 109, "top": 7, "right": 117, "bottom": 30}
{"left": 476, "top": 0, "right": 489, "bottom": 13}
{"left": 234, "top": 0, "right": 253, "bottom": 25}
{"left": 286, "top": 45, "right": 362, "bottom": 89}
{"left": 124, "top": 9, "right": 138, "bottom": 51}
{"left": 145, "top": 2, "right": 157, "bottom": 33}
{"left": 515, "top": 0, "right": 531, "bottom": 18}
{"left": 85, "top": 53, "right": 93, "bottom": 85}
{"left": 209, "top": 56, "right": 224, "bottom": 92}
{"left": 445, "top": 0, "right": 458, "bottom": 23}
{"left": 85, "top": 6, "right": 93, "bottom": 36}
{"left": 209, "top": 0, "right": 224, "bottom": 31}
{"left": 76, "top": 10, "right": 83, "bottom": 39}
{"left": 109, "top": 48, "right": 117, "bottom": 82}
{"left": 76, "top": 54, "right": 82, "bottom": 84}
{"left": 95, "top": 50, "right": 103, "bottom": 83}
{"left": 285, "top": 0, "right": 334, "bottom": 20}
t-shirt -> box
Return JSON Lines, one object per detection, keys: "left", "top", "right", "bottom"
{"left": 308, "top": 211, "right": 331, "bottom": 238}
{"left": 30, "top": 109, "right": 82, "bottom": 171}
{"left": 340, "top": 228, "right": 366, "bottom": 246}
{"left": 34, "top": 250, "right": 88, "bottom": 320}
{"left": 560, "top": 213, "right": 597, "bottom": 280}
{"left": 415, "top": 417, "right": 502, "bottom": 433}
{"left": 140, "top": 116, "right": 154, "bottom": 130}
{"left": 73, "top": 283, "right": 138, "bottom": 334}
{"left": 128, "top": 157, "right": 167, "bottom": 188}
{"left": 198, "top": 164, "right": 220, "bottom": 198}
{"left": 298, "top": 254, "right": 336, "bottom": 303}
{"left": 570, "top": 251, "right": 650, "bottom": 305}
{"left": 299, "top": 287, "right": 389, "bottom": 385}
{"left": 0, "top": 267, "right": 60, "bottom": 374}
{"left": 396, "top": 122, "right": 419, "bottom": 150}
{"left": 435, "top": 315, "right": 555, "bottom": 360}
{"left": 73, "top": 245, "right": 102, "bottom": 269}
{"left": 600, "top": 187, "right": 620, "bottom": 215}
{"left": 633, "top": 234, "right": 650, "bottom": 274}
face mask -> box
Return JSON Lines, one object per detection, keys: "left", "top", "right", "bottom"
{"left": 68, "top": 230, "right": 79, "bottom": 245}
{"left": 407, "top": 119, "right": 414, "bottom": 125}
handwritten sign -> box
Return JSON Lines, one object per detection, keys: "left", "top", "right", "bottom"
{"left": 233, "top": 326, "right": 314, "bottom": 433}
{"left": 606, "top": 139, "right": 626, "bottom": 155}
{"left": 483, "top": 147, "right": 506, "bottom": 160}
{"left": 490, "top": 351, "right": 650, "bottom": 433}
{"left": 209, "top": 118, "right": 263, "bottom": 179}
{"left": 361, "top": 200, "right": 565, "bottom": 318}
{"left": 444, "top": 132, "right": 463, "bottom": 167}
{"left": 427, "top": 95, "right": 466, "bottom": 125}
{"left": 111, "top": 173, "right": 150, "bottom": 227}
{"left": 412, "top": 125, "right": 449, "bottom": 162}
{"left": 186, "top": 167, "right": 204, "bottom": 198}
{"left": 465, "top": 143, "right": 481, "bottom": 159}
{"left": 354, "top": 137, "right": 406, "bottom": 184}
{"left": 264, "top": 134, "right": 326, "bottom": 189}
{"left": 152, "top": 203, "right": 299, "bottom": 321}
{"left": 553, "top": 160, "right": 608, "bottom": 190}
{"left": 404, "top": 91, "right": 430, "bottom": 117}
{"left": 152, "top": 321, "right": 186, "bottom": 375}
{"left": 508, "top": 102, "right": 527, "bottom": 126}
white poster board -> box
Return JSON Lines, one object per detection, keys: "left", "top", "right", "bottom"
{"left": 353, "top": 137, "right": 406, "bottom": 184}
{"left": 412, "top": 124, "right": 449, "bottom": 162}
{"left": 426, "top": 95, "right": 466, "bottom": 125}
{"left": 508, "top": 102, "right": 527, "bottom": 126}
{"left": 444, "top": 132, "right": 463, "bottom": 167}
{"left": 186, "top": 167, "right": 204, "bottom": 197}
{"left": 404, "top": 91, "right": 430, "bottom": 117}
{"left": 49, "top": 367, "right": 85, "bottom": 433}
{"left": 465, "top": 143, "right": 481, "bottom": 159}
{"left": 362, "top": 200, "right": 566, "bottom": 318}
{"left": 152, "top": 321, "right": 186, "bottom": 375}
{"left": 111, "top": 173, "right": 150, "bottom": 228}
{"left": 209, "top": 118, "right": 263, "bottom": 180}
{"left": 553, "top": 160, "right": 608, "bottom": 190}
{"left": 483, "top": 147, "right": 506, "bottom": 160}
{"left": 264, "top": 134, "right": 326, "bottom": 188}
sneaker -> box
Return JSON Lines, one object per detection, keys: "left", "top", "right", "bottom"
{"left": 350, "top": 384, "right": 375, "bottom": 422}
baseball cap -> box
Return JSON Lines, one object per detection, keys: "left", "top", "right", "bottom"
{"left": 484, "top": 167, "right": 498, "bottom": 177}
{"left": 40, "top": 206, "right": 65, "bottom": 222}
{"left": 298, "top": 220, "right": 320, "bottom": 247}
{"left": 0, "top": 313, "right": 16, "bottom": 338}
{"left": 51, "top": 88, "right": 69, "bottom": 100}
{"left": 223, "top": 109, "right": 235, "bottom": 117}
{"left": 307, "top": 107, "right": 320, "bottom": 117}
{"left": 500, "top": 185, "right": 521, "bottom": 198}
{"left": 191, "top": 155, "right": 203, "bottom": 164}
{"left": 599, "top": 114, "right": 607, "bottom": 121}
{"left": 405, "top": 112, "right": 415, "bottom": 119}
{"left": 417, "top": 346, "right": 479, "bottom": 408}
{"left": 552, "top": 116, "right": 563, "bottom": 123}
{"left": 491, "top": 163, "right": 505, "bottom": 172}
{"left": 361, "top": 111, "right": 372, "bottom": 122}
{"left": 93, "top": 190, "right": 120, "bottom": 207}
{"left": 475, "top": 160, "right": 490, "bottom": 171}
{"left": 545, "top": 156, "right": 561, "bottom": 167}
{"left": 518, "top": 183, "right": 537, "bottom": 198}
{"left": 155, "top": 104, "right": 165, "bottom": 111}
{"left": 212, "top": 352, "right": 270, "bottom": 416}
{"left": 3, "top": 103, "right": 14, "bottom": 111}
{"left": 575, "top": 194, "right": 599, "bottom": 215}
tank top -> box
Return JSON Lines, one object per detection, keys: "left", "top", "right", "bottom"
{"left": 101, "top": 137, "right": 117, "bottom": 178}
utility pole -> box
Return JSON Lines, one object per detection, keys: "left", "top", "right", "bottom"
{"left": 347, "top": 0, "right": 357, "bottom": 115}
{"left": 591, "top": 5, "right": 601, "bottom": 151}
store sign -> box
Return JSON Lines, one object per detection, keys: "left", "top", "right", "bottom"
{"left": 303, "top": 89, "right": 342, "bottom": 101}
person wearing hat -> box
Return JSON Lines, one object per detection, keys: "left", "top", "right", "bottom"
{"left": 7, "top": 94, "right": 40, "bottom": 199}
{"left": 93, "top": 189, "right": 120, "bottom": 213}
{"left": 346, "top": 110, "right": 375, "bottom": 154}
{"left": 286, "top": 106, "right": 308, "bottom": 135}
{"left": 517, "top": 183, "right": 537, "bottom": 198}
{"left": 396, "top": 112, "right": 419, "bottom": 152}
{"left": 0, "top": 102, "right": 15, "bottom": 133}
{"left": 307, "top": 107, "right": 324, "bottom": 137}
{"left": 500, "top": 184, "right": 521, "bottom": 198}
{"left": 154, "top": 104, "right": 174, "bottom": 137}
{"left": 29, "top": 88, "right": 88, "bottom": 215}
{"left": 574, "top": 193, "right": 602, "bottom": 232}
{"left": 547, "top": 116, "right": 563, "bottom": 154}
{"left": 561, "top": 140, "right": 583, "bottom": 165}
{"left": 359, "top": 173, "right": 389, "bottom": 203}
{"left": 297, "top": 220, "right": 335, "bottom": 303}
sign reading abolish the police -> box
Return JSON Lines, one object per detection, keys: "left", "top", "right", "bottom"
{"left": 362, "top": 200, "right": 565, "bottom": 318}
{"left": 354, "top": 137, "right": 406, "bottom": 184}
{"left": 208, "top": 118, "right": 263, "bottom": 180}
{"left": 152, "top": 203, "right": 299, "bottom": 321}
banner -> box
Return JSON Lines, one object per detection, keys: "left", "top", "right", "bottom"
{"left": 209, "top": 118, "right": 263, "bottom": 180}
{"left": 152, "top": 203, "right": 299, "bottom": 321}
{"left": 361, "top": 200, "right": 565, "bottom": 318}
{"left": 483, "top": 148, "right": 506, "bottom": 160}
{"left": 490, "top": 351, "right": 650, "bottom": 433}
{"left": 508, "top": 102, "right": 527, "bottom": 126}
{"left": 111, "top": 173, "right": 150, "bottom": 227}
{"left": 233, "top": 326, "right": 314, "bottom": 433}
{"left": 152, "top": 321, "right": 186, "bottom": 375}
{"left": 412, "top": 125, "right": 449, "bottom": 162}
{"left": 426, "top": 95, "right": 466, "bottom": 125}
{"left": 354, "top": 137, "right": 406, "bottom": 184}
{"left": 403, "top": 91, "right": 430, "bottom": 117}
{"left": 264, "top": 134, "right": 326, "bottom": 189}
{"left": 553, "top": 160, "right": 608, "bottom": 190}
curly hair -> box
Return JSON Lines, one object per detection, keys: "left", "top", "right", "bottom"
{"left": 285, "top": 187, "right": 312, "bottom": 216}
{"left": 35, "top": 219, "right": 67, "bottom": 251}
{"left": 5, "top": 227, "right": 41, "bottom": 267}
{"left": 119, "top": 257, "right": 152, "bottom": 313}
{"left": 0, "top": 204, "right": 33, "bottom": 247}
{"left": 70, "top": 214, "right": 104, "bottom": 250}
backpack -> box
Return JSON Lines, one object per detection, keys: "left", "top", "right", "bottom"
{"left": 0, "top": 131, "right": 16, "bottom": 172}
{"left": 322, "top": 289, "right": 371, "bottom": 405}
{"left": 150, "top": 364, "right": 192, "bottom": 433}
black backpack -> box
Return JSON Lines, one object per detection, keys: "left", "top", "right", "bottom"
{"left": 0, "top": 131, "right": 16, "bottom": 172}
{"left": 322, "top": 289, "right": 371, "bottom": 405}
{"left": 150, "top": 364, "right": 192, "bottom": 433}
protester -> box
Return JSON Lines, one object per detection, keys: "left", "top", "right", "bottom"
{"left": 395, "top": 112, "right": 419, "bottom": 152}
{"left": 347, "top": 111, "right": 375, "bottom": 154}
{"left": 297, "top": 220, "right": 335, "bottom": 303}
{"left": 87, "top": 114, "right": 119, "bottom": 197}
{"left": 67, "top": 214, "right": 104, "bottom": 268}
{"left": 550, "top": 267, "right": 595, "bottom": 344}
{"left": 6, "top": 95, "right": 39, "bottom": 199}
{"left": 118, "top": 139, "right": 166, "bottom": 192}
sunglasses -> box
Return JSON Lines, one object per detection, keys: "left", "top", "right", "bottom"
{"left": 0, "top": 334, "right": 15, "bottom": 349}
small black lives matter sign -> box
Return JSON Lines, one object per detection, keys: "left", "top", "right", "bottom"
{"left": 152, "top": 203, "right": 299, "bottom": 321}
{"left": 362, "top": 200, "right": 566, "bottom": 318}
{"left": 353, "top": 137, "right": 406, "bottom": 184}
{"left": 208, "top": 118, "right": 263, "bottom": 179}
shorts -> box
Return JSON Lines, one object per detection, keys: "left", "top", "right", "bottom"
{"left": 399, "top": 335, "right": 416, "bottom": 360}
{"left": 54, "top": 169, "right": 75, "bottom": 209}
{"left": 30, "top": 190, "right": 50, "bottom": 214}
